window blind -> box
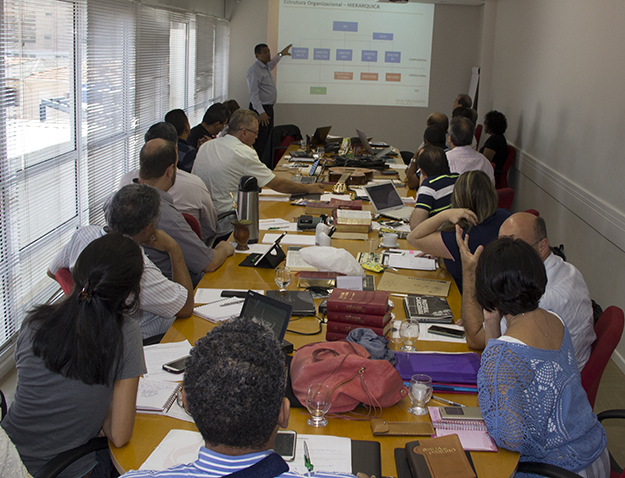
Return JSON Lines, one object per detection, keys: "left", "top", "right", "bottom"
{"left": 0, "top": 0, "right": 230, "bottom": 359}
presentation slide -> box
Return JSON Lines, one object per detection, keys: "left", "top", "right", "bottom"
{"left": 277, "top": 0, "right": 434, "bottom": 108}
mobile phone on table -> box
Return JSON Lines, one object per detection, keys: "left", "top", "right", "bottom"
{"left": 427, "top": 325, "right": 465, "bottom": 339}
{"left": 274, "top": 430, "right": 297, "bottom": 461}
{"left": 162, "top": 355, "right": 189, "bottom": 374}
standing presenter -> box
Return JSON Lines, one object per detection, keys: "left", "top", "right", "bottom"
{"left": 246, "top": 43, "right": 292, "bottom": 158}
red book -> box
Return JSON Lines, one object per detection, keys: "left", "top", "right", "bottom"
{"left": 327, "top": 289, "right": 390, "bottom": 315}
{"left": 326, "top": 310, "right": 392, "bottom": 328}
{"left": 326, "top": 320, "right": 392, "bottom": 337}
{"left": 329, "top": 198, "right": 363, "bottom": 210}
{"left": 325, "top": 331, "right": 350, "bottom": 342}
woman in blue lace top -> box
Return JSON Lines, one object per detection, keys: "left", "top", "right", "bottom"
{"left": 474, "top": 237, "right": 608, "bottom": 477}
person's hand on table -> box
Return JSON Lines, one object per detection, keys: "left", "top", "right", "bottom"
{"left": 455, "top": 224, "right": 482, "bottom": 275}
{"left": 259, "top": 112, "right": 270, "bottom": 126}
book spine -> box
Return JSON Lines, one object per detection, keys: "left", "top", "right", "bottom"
{"left": 325, "top": 331, "right": 349, "bottom": 341}
{"left": 326, "top": 321, "right": 385, "bottom": 336}
{"left": 326, "top": 311, "right": 391, "bottom": 327}
{"left": 327, "top": 301, "right": 389, "bottom": 315}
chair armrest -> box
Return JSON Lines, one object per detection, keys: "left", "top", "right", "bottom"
{"left": 517, "top": 461, "right": 581, "bottom": 478}
{"left": 597, "top": 409, "right": 625, "bottom": 422}
{"left": 33, "top": 437, "right": 109, "bottom": 478}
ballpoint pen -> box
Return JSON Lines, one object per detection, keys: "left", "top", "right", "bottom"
{"left": 303, "top": 441, "right": 313, "bottom": 476}
{"left": 219, "top": 299, "right": 245, "bottom": 307}
{"left": 431, "top": 395, "right": 466, "bottom": 407}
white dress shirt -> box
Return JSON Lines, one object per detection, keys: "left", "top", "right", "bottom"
{"left": 446, "top": 145, "right": 495, "bottom": 184}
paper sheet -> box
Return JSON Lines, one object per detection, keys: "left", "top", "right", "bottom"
{"left": 228, "top": 242, "right": 273, "bottom": 255}
{"left": 377, "top": 272, "right": 451, "bottom": 297}
{"left": 387, "top": 251, "right": 437, "bottom": 271}
{"left": 336, "top": 275, "right": 363, "bottom": 291}
{"left": 142, "top": 341, "right": 192, "bottom": 382}
{"left": 262, "top": 233, "right": 316, "bottom": 246}
{"left": 259, "top": 188, "right": 290, "bottom": 196}
{"left": 290, "top": 435, "right": 352, "bottom": 475}
{"left": 139, "top": 429, "right": 203, "bottom": 471}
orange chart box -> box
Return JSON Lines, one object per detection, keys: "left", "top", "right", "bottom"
{"left": 386, "top": 73, "right": 401, "bottom": 82}
{"left": 334, "top": 72, "right": 353, "bottom": 80}
{"left": 360, "top": 72, "right": 379, "bottom": 81}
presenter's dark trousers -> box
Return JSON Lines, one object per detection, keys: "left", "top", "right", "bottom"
{"left": 250, "top": 103, "right": 273, "bottom": 159}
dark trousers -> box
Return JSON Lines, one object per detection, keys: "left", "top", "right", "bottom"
{"left": 249, "top": 103, "right": 274, "bottom": 159}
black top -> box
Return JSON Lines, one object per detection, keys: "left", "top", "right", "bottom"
{"left": 187, "top": 123, "right": 211, "bottom": 150}
{"left": 480, "top": 134, "right": 508, "bottom": 174}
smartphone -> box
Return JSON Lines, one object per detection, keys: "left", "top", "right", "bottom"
{"left": 440, "top": 406, "right": 483, "bottom": 420}
{"left": 274, "top": 430, "right": 297, "bottom": 461}
{"left": 162, "top": 355, "right": 189, "bottom": 374}
{"left": 428, "top": 325, "right": 466, "bottom": 339}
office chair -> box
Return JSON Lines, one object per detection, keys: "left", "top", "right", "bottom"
{"left": 495, "top": 145, "right": 516, "bottom": 189}
{"left": 496, "top": 187, "right": 515, "bottom": 210}
{"left": 182, "top": 213, "right": 202, "bottom": 240}
{"left": 54, "top": 268, "right": 74, "bottom": 296}
{"left": 474, "top": 124, "right": 483, "bottom": 147}
{"left": 580, "top": 306, "right": 624, "bottom": 409}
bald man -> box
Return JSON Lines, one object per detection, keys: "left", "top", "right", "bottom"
{"left": 456, "top": 212, "right": 595, "bottom": 370}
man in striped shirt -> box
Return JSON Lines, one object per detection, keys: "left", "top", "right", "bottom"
{"left": 122, "top": 319, "right": 371, "bottom": 478}
{"left": 409, "top": 145, "right": 459, "bottom": 230}
{"left": 48, "top": 184, "right": 194, "bottom": 341}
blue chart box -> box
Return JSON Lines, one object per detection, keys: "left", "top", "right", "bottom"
{"left": 336, "top": 49, "right": 353, "bottom": 61}
{"left": 373, "top": 32, "right": 394, "bottom": 41}
{"left": 361, "top": 50, "right": 378, "bottom": 62}
{"left": 292, "top": 48, "right": 309, "bottom": 60}
{"left": 333, "top": 21, "right": 358, "bottom": 32}
{"left": 314, "top": 49, "right": 330, "bottom": 61}
{"left": 385, "top": 51, "right": 401, "bottom": 63}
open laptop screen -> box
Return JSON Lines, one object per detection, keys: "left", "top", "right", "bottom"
{"left": 366, "top": 182, "right": 405, "bottom": 211}
{"left": 239, "top": 290, "right": 292, "bottom": 342}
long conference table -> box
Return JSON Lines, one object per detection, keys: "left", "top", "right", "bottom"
{"left": 110, "top": 153, "right": 519, "bottom": 477}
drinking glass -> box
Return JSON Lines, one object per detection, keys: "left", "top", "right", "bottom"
{"left": 399, "top": 318, "right": 420, "bottom": 352}
{"left": 306, "top": 383, "right": 332, "bottom": 427}
{"left": 408, "top": 374, "right": 433, "bottom": 415}
{"left": 274, "top": 265, "right": 291, "bottom": 294}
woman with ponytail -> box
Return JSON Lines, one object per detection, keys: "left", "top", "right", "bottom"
{"left": 1, "top": 233, "right": 147, "bottom": 478}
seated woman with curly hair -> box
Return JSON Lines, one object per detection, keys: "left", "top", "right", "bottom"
{"left": 479, "top": 110, "right": 508, "bottom": 177}
{"left": 475, "top": 237, "right": 609, "bottom": 477}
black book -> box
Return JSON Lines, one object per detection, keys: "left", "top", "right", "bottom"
{"left": 403, "top": 295, "right": 453, "bottom": 324}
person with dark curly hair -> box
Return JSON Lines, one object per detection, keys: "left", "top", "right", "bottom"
{"left": 121, "top": 319, "right": 373, "bottom": 478}
{"left": 479, "top": 110, "right": 508, "bottom": 176}
{"left": 474, "top": 237, "right": 609, "bottom": 477}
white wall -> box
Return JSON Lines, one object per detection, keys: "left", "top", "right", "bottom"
{"left": 228, "top": 2, "right": 484, "bottom": 152}
{"left": 485, "top": 0, "right": 625, "bottom": 371}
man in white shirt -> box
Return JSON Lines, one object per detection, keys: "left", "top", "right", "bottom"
{"left": 457, "top": 212, "right": 596, "bottom": 370}
{"left": 446, "top": 116, "right": 495, "bottom": 183}
{"left": 246, "top": 43, "right": 292, "bottom": 158}
{"left": 193, "top": 109, "right": 324, "bottom": 239}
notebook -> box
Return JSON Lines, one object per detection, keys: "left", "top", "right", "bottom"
{"left": 355, "top": 128, "right": 392, "bottom": 158}
{"left": 364, "top": 182, "right": 414, "bottom": 221}
{"left": 428, "top": 406, "right": 497, "bottom": 452}
{"left": 136, "top": 379, "right": 181, "bottom": 414}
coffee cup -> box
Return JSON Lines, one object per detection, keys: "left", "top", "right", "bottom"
{"left": 382, "top": 233, "right": 398, "bottom": 248}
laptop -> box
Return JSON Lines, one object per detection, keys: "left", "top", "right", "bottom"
{"left": 364, "top": 182, "right": 414, "bottom": 221}
{"left": 356, "top": 128, "right": 393, "bottom": 159}
{"left": 311, "top": 125, "right": 332, "bottom": 146}
{"left": 239, "top": 290, "right": 293, "bottom": 352}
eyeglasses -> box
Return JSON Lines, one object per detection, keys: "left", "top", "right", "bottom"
{"left": 244, "top": 128, "right": 259, "bottom": 137}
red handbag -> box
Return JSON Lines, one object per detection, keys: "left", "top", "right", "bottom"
{"left": 290, "top": 340, "right": 408, "bottom": 414}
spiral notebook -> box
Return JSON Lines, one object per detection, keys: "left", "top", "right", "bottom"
{"left": 428, "top": 407, "right": 497, "bottom": 452}
{"left": 136, "top": 379, "right": 182, "bottom": 414}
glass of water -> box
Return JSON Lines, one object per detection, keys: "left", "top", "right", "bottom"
{"left": 409, "top": 374, "right": 433, "bottom": 415}
{"left": 399, "top": 318, "right": 420, "bottom": 352}
{"left": 274, "top": 265, "right": 291, "bottom": 296}
{"left": 306, "top": 383, "right": 332, "bottom": 427}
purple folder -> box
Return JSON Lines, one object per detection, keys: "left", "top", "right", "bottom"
{"left": 394, "top": 351, "right": 481, "bottom": 385}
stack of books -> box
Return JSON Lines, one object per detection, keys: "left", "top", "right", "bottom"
{"left": 305, "top": 198, "right": 362, "bottom": 215}
{"left": 333, "top": 209, "right": 372, "bottom": 233}
{"left": 326, "top": 289, "right": 392, "bottom": 341}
